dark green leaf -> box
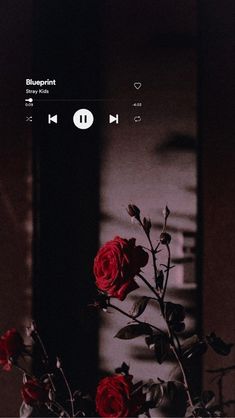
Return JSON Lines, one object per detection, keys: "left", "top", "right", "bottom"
{"left": 114, "top": 323, "right": 152, "bottom": 339}
{"left": 164, "top": 302, "right": 185, "bottom": 322}
{"left": 115, "top": 362, "right": 130, "bottom": 375}
{"left": 172, "top": 321, "right": 185, "bottom": 333}
{"left": 181, "top": 334, "right": 200, "bottom": 351}
{"left": 164, "top": 381, "right": 187, "bottom": 416}
{"left": 146, "top": 333, "right": 170, "bottom": 364}
{"left": 154, "top": 335, "right": 170, "bottom": 364}
{"left": 130, "top": 296, "right": 151, "bottom": 318}
{"left": 155, "top": 270, "right": 164, "bottom": 290}
{"left": 206, "top": 332, "right": 233, "bottom": 356}
{"left": 166, "top": 381, "right": 177, "bottom": 402}
{"left": 183, "top": 341, "right": 208, "bottom": 359}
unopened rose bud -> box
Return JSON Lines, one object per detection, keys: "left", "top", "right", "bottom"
{"left": 56, "top": 357, "right": 62, "bottom": 369}
{"left": 143, "top": 217, "right": 152, "bottom": 235}
{"left": 163, "top": 206, "right": 170, "bottom": 220}
{"left": 48, "top": 389, "right": 55, "bottom": 401}
{"left": 127, "top": 204, "right": 140, "bottom": 219}
{"left": 160, "top": 232, "right": 171, "bottom": 245}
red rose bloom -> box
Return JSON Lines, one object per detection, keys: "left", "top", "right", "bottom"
{"left": 93, "top": 236, "right": 148, "bottom": 300}
{"left": 0, "top": 328, "right": 24, "bottom": 371}
{"left": 21, "top": 379, "right": 49, "bottom": 406}
{"left": 96, "top": 374, "right": 144, "bottom": 418}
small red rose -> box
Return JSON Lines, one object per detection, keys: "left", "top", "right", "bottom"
{"left": 0, "top": 328, "right": 25, "bottom": 371}
{"left": 93, "top": 236, "right": 148, "bottom": 300}
{"left": 21, "top": 379, "right": 49, "bottom": 406}
{"left": 96, "top": 374, "right": 144, "bottom": 418}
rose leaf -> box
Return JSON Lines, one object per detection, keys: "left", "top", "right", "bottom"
{"left": 114, "top": 323, "right": 152, "bottom": 339}
{"left": 130, "top": 296, "right": 151, "bottom": 318}
{"left": 206, "top": 332, "right": 234, "bottom": 356}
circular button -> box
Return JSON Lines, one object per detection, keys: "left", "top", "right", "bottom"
{"left": 73, "top": 109, "right": 94, "bottom": 129}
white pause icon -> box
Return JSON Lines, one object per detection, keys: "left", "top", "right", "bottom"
{"left": 73, "top": 109, "right": 94, "bottom": 130}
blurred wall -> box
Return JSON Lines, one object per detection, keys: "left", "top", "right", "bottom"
{"left": 199, "top": 1, "right": 235, "bottom": 416}
{"left": 0, "top": 1, "right": 32, "bottom": 415}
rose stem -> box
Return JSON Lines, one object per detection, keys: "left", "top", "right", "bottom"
{"left": 162, "top": 243, "right": 171, "bottom": 300}
{"left": 33, "top": 330, "right": 49, "bottom": 364}
{"left": 59, "top": 366, "right": 75, "bottom": 417}
{"left": 14, "top": 363, "right": 34, "bottom": 379}
{"left": 139, "top": 222, "right": 195, "bottom": 411}
{"left": 108, "top": 302, "right": 164, "bottom": 335}
{"left": 47, "top": 401, "right": 71, "bottom": 418}
{"left": 137, "top": 273, "right": 159, "bottom": 299}
{"left": 32, "top": 330, "right": 57, "bottom": 394}
{"left": 171, "top": 343, "right": 194, "bottom": 410}
{"left": 139, "top": 219, "right": 159, "bottom": 282}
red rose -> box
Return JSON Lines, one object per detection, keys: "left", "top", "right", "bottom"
{"left": 96, "top": 374, "right": 144, "bottom": 418}
{"left": 0, "top": 328, "right": 24, "bottom": 371}
{"left": 21, "top": 379, "right": 49, "bottom": 406}
{"left": 93, "top": 236, "right": 148, "bottom": 300}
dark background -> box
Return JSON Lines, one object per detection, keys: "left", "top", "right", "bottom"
{"left": 0, "top": 0, "right": 234, "bottom": 415}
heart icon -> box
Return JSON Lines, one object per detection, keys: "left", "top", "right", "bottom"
{"left": 134, "top": 82, "right": 142, "bottom": 90}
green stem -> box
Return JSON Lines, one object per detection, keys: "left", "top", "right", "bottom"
{"left": 59, "top": 367, "right": 75, "bottom": 417}
{"left": 14, "top": 364, "right": 34, "bottom": 379}
{"left": 33, "top": 330, "right": 49, "bottom": 364}
{"left": 140, "top": 225, "right": 194, "bottom": 411}
{"left": 108, "top": 302, "right": 164, "bottom": 334}
{"left": 171, "top": 344, "right": 194, "bottom": 410}
{"left": 47, "top": 401, "right": 71, "bottom": 418}
{"left": 162, "top": 243, "right": 171, "bottom": 300}
{"left": 159, "top": 297, "right": 194, "bottom": 410}
{"left": 137, "top": 273, "right": 159, "bottom": 299}
{"left": 139, "top": 220, "right": 159, "bottom": 282}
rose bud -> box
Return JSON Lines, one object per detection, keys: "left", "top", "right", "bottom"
{"left": 143, "top": 217, "right": 152, "bottom": 235}
{"left": 127, "top": 204, "right": 140, "bottom": 219}
{"left": 163, "top": 206, "right": 170, "bottom": 220}
{"left": 96, "top": 374, "right": 144, "bottom": 418}
{"left": 93, "top": 236, "right": 148, "bottom": 301}
{"left": 0, "top": 328, "right": 25, "bottom": 371}
{"left": 21, "top": 378, "right": 49, "bottom": 406}
{"left": 160, "top": 232, "right": 171, "bottom": 245}
{"left": 56, "top": 356, "right": 62, "bottom": 369}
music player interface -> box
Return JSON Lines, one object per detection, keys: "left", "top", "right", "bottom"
{"left": 25, "top": 76, "right": 144, "bottom": 130}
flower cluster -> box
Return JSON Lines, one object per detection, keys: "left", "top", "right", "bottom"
{"left": 2, "top": 203, "right": 234, "bottom": 418}
{"left": 0, "top": 324, "right": 92, "bottom": 417}
{"left": 92, "top": 204, "right": 234, "bottom": 418}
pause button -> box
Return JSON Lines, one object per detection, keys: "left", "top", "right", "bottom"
{"left": 73, "top": 109, "right": 94, "bottom": 129}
